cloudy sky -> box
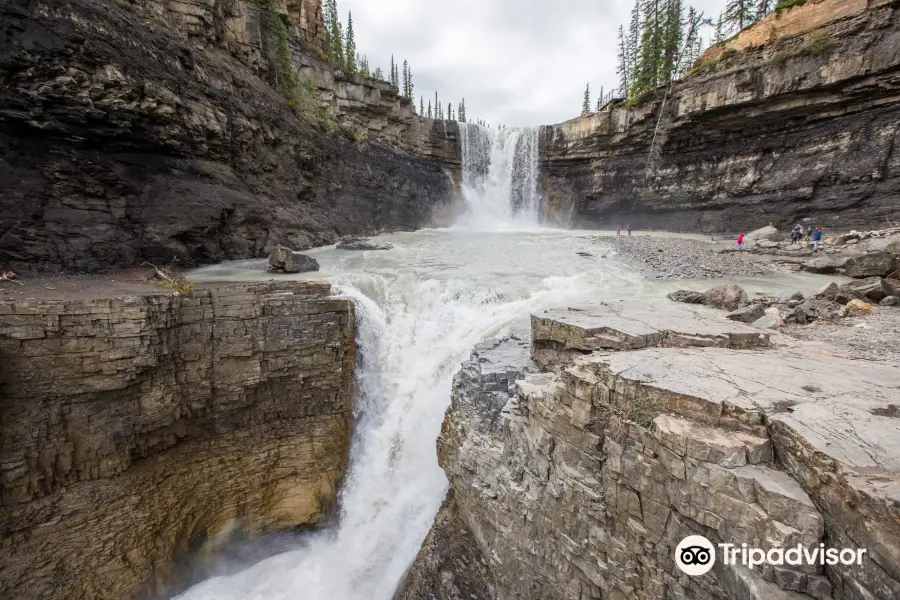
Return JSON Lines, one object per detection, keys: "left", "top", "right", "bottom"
{"left": 339, "top": 0, "right": 729, "bottom": 127}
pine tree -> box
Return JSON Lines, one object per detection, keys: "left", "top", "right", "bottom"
{"left": 434, "top": 91, "right": 440, "bottom": 118}
{"left": 660, "top": 0, "right": 683, "bottom": 85}
{"left": 713, "top": 11, "right": 727, "bottom": 44}
{"left": 402, "top": 60, "right": 409, "bottom": 98}
{"left": 328, "top": 1, "right": 343, "bottom": 68}
{"left": 420, "top": 95, "right": 425, "bottom": 115}
{"left": 459, "top": 98, "right": 466, "bottom": 122}
{"left": 616, "top": 25, "right": 630, "bottom": 95}
{"left": 406, "top": 64, "right": 414, "bottom": 99}
{"left": 427, "top": 100, "right": 432, "bottom": 119}
{"left": 725, "top": 0, "right": 754, "bottom": 31}
{"left": 627, "top": 0, "right": 642, "bottom": 89}
{"left": 373, "top": 67, "right": 384, "bottom": 80}
{"left": 633, "top": 0, "right": 664, "bottom": 98}
{"left": 448, "top": 102, "right": 452, "bottom": 120}
{"left": 344, "top": 11, "right": 356, "bottom": 73}
{"left": 756, "top": 0, "right": 773, "bottom": 19}
{"left": 582, "top": 83, "right": 591, "bottom": 114}
{"left": 390, "top": 56, "right": 396, "bottom": 86}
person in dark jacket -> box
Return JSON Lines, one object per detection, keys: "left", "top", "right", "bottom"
{"left": 812, "top": 226, "right": 823, "bottom": 251}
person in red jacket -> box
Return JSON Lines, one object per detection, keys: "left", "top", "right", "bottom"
{"left": 734, "top": 232, "right": 746, "bottom": 249}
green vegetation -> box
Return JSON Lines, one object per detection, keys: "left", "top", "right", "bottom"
{"left": 775, "top": 0, "right": 807, "bottom": 14}
{"left": 582, "top": 83, "right": 591, "bottom": 114}
{"left": 803, "top": 29, "right": 837, "bottom": 55}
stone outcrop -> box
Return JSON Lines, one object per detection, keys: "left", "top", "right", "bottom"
{"left": 268, "top": 245, "right": 320, "bottom": 272}
{"left": 414, "top": 301, "right": 900, "bottom": 600}
{"left": 0, "top": 0, "right": 461, "bottom": 273}
{"left": 0, "top": 281, "right": 356, "bottom": 599}
{"left": 539, "top": 0, "right": 900, "bottom": 233}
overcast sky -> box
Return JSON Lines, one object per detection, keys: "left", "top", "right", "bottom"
{"left": 339, "top": 0, "right": 729, "bottom": 127}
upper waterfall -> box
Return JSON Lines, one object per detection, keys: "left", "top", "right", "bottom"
{"left": 457, "top": 123, "right": 541, "bottom": 229}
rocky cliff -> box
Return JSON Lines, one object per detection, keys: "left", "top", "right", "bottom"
{"left": 411, "top": 302, "right": 900, "bottom": 600}
{"left": 540, "top": 0, "right": 900, "bottom": 233}
{"left": 0, "top": 0, "right": 461, "bottom": 273}
{"left": 0, "top": 281, "right": 356, "bottom": 599}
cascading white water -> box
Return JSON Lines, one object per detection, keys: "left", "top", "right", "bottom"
{"left": 176, "top": 233, "right": 637, "bottom": 600}
{"left": 457, "top": 123, "right": 541, "bottom": 229}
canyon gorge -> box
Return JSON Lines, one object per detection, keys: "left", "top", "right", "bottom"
{"left": 1, "top": 0, "right": 899, "bottom": 599}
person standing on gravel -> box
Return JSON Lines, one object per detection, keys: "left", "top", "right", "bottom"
{"left": 812, "top": 226, "right": 823, "bottom": 251}
{"left": 616, "top": 224, "right": 622, "bottom": 236}
{"left": 627, "top": 224, "right": 633, "bottom": 236}
{"left": 734, "top": 232, "right": 745, "bottom": 249}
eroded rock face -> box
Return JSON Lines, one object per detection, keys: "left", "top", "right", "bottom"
{"left": 539, "top": 2, "right": 900, "bottom": 232}
{"left": 423, "top": 302, "right": 900, "bottom": 600}
{"left": 0, "top": 282, "right": 356, "bottom": 599}
{"left": 0, "top": 0, "right": 460, "bottom": 272}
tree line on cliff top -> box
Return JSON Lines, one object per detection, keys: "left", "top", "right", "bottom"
{"left": 581, "top": 0, "right": 797, "bottom": 114}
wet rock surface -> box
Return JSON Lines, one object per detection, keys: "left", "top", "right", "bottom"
{"left": 336, "top": 238, "right": 395, "bottom": 251}
{"left": 268, "top": 246, "right": 320, "bottom": 273}
{"left": 0, "top": 282, "right": 356, "bottom": 599}
{"left": 413, "top": 300, "right": 900, "bottom": 600}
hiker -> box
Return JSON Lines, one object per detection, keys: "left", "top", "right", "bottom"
{"left": 616, "top": 224, "right": 622, "bottom": 236}
{"left": 812, "top": 226, "right": 823, "bottom": 251}
{"left": 627, "top": 224, "right": 633, "bottom": 237}
{"left": 791, "top": 224, "right": 802, "bottom": 245}
{"left": 734, "top": 232, "right": 746, "bottom": 249}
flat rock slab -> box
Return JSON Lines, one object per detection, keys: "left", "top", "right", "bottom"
{"left": 531, "top": 303, "right": 769, "bottom": 368}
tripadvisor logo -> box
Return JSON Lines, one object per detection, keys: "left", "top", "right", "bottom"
{"left": 675, "top": 535, "right": 868, "bottom": 577}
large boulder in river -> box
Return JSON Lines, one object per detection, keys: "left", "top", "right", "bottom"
{"left": 842, "top": 251, "right": 896, "bottom": 278}
{"left": 268, "top": 246, "right": 320, "bottom": 273}
{"left": 725, "top": 303, "right": 766, "bottom": 324}
{"left": 699, "top": 284, "right": 749, "bottom": 311}
{"left": 801, "top": 256, "right": 849, "bottom": 274}
{"left": 336, "top": 237, "right": 394, "bottom": 251}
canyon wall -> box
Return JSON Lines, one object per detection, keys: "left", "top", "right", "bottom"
{"left": 0, "top": 281, "right": 356, "bottom": 599}
{"left": 0, "top": 0, "right": 461, "bottom": 273}
{"left": 416, "top": 303, "right": 900, "bottom": 600}
{"left": 540, "top": 0, "right": 900, "bottom": 233}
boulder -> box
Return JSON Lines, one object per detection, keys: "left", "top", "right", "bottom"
{"left": 752, "top": 315, "right": 782, "bottom": 330}
{"left": 799, "top": 297, "right": 846, "bottom": 321}
{"left": 774, "top": 290, "right": 804, "bottom": 302}
{"left": 801, "top": 256, "right": 848, "bottom": 274}
{"left": 667, "top": 290, "right": 702, "bottom": 304}
{"left": 745, "top": 225, "right": 780, "bottom": 242}
{"left": 336, "top": 237, "right": 394, "bottom": 251}
{"left": 816, "top": 282, "right": 840, "bottom": 301}
{"left": 842, "top": 252, "right": 896, "bottom": 278}
{"left": 844, "top": 277, "right": 888, "bottom": 303}
{"left": 881, "top": 296, "right": 899, "bottom": 307}
{"left": 267, "top": 246, "right": 320, "bottom": 273}
{"left": 699, "top": 284, "right": 749, "bottom": 311}
{"left": 726, "top": 304, "right": 767, "bottom": 324}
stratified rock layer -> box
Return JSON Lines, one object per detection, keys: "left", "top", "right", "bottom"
{"left": 0, "top": 281, "right": 356, "bottom": 599}
{"left": 0, "top": 0, "right": 460, "bottom": 272}
{"left": 422, "top": 302, "right": 900, "bottom": 600}
{"left": 540, "top": 0, "right": 900, "bottom": 232}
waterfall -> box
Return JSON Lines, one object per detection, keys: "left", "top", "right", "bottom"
{"left": 457, "top": 123, "right": 541, "bottom": 229}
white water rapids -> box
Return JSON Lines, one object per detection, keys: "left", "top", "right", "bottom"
{"left": 178, "top": 127, "right": 828, "bottom": 600}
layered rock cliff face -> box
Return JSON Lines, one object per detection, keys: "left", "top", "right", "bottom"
{"left": 0, "top": 281, "right": 356, "bottom": 599}
{"left": 0, "top": 0, "right": 460, "bottom": 273}
{"left": 540, "top": 0, "right": 900, "bottom": 233}
{"left": 416, "top": 303, "right": 900, "bottom": 600}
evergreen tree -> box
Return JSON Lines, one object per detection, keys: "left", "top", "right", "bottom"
{"left": 344, "top": 11, "right": 356, "bottom": 73}
{"left": 420, "top": 95, "right": 425, "bottom": 115}
{"left": 459, "top": 98, "right": 466, "bottom": 122}
{"left": 616, "top": 25, "right": 630, "bottom": 95}
{"left": 390, "top": 55, "right": 397, "bottom": 86}
{"left": 406, "top": 65, "right": 414, "bottom": 99}
{"left": 633, "top": 0, "right": 664, "bottom": 97}
{"left": 627, "top": 0, "right": 642, "bottom": 88}
{"left": 402, "top": 60, "right": 409, "bottom": 97}
{"left": 373, "top": 67, "right": 384, "bottom": 80}
{"left": 756, "top": 0, "right": 773, "bottom": 19}
{"left": 725, "top": 0, "right": 754, "bottom": 31}
{"left": 328, "top": 1, "right": 343, "bottom": 68}
{"left": 427, "top": 100, "right": 432, "bottom": 119}
{"left": 582, "top": 83, "right": 591, "bottom": 114}
{"left": 434, "top": 91, "right": 440, "bottom": 118}
{"left": 713, "top": 11, "right": 727, "bottom": 44}
{"left": 596, "top": 97, "right": 602, "bottom": 111}
{"left": 661, "top": 0, "right": 683, "bottom": 85}
{"left": 448, "top": 102, "right": 452, "bottom": 120}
